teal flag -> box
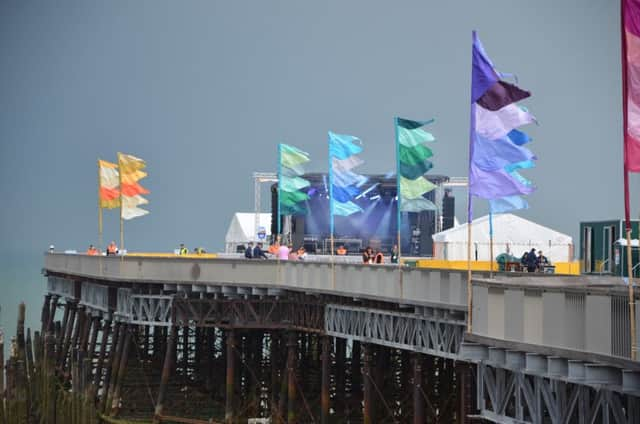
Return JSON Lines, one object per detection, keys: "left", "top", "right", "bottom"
{"left": 278, "top": 143, "right": 311, "bottom": 236}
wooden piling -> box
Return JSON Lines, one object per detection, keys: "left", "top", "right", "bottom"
{"left": 320, "top": 336, "right": 331, "bottom": 424}
{"left": 412, "top": 353, "right": 424, "bottom": 424}
{"left": 225, "top": 329, "right": 236, "bottom": 424}
{"left": 153, "top": 323, "right": 177, "bottom": 423}
{"left": 286, "top": 331, "right": 297, "bottom": 424}
{"left": 362, "top": 344, "right": 372, "bottom": 424}
{"left": 104, "top": 324, "right": 127, "bottom": 414}
{"left": 110, "top": 325, "right": 132, "bottom": 416}
{"left": 99, "top": 322, "right": 122, "bottom": 413}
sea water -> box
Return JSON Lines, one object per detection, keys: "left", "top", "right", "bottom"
{"left": 0, "top": 250, "right": 46, "bottom": 359}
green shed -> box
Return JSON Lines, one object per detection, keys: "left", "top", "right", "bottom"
{"left": 580, "top": 219, "right": 639, "bottom": 277}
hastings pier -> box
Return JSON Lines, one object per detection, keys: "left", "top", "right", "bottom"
{"left": 1, "top": 253, "right": 639, "bottom": 423}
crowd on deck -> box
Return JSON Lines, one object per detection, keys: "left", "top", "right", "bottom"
{"left": 243, "top": 241, "right": 308, "bottom": 261}
{"left": 520, "top": 248, "right": 550, "bottom": 272}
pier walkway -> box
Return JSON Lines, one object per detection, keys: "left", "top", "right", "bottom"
{"left": 35, "top": 253, "right": 640, "bottom": 423}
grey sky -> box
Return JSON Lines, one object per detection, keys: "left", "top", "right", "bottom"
{"left": 0, "top": 0, "right": 636, "bottom": 254}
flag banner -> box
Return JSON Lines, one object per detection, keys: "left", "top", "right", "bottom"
{"left": 333, "top": 200, "right": 363, "bottom": 216}
{"left": 99, "top": 159, "right": 121, "bottom": 209}
{"left": 400, "top": 198, "right": 437, "bottom": 212}
{"left": 118, "top": 153, "right": 146, "bottom": 173}
{"left": 122, "top": 206, "right": 149, "bottom": 220}
{"left": 121, "top": 182, "right": 150, "bottom": 196}
{"left": 118, "top": 152, "right": 150, "bottom": 220}
{"left": 477, "top": 80, "right": 531, "bottom": 111}
{"left": 120, "top": 170, "right": 147, "bottom": 184}
{"left": 469, "top": 32, "right": 537, "bottom": 212}
{"left": 329, "top": 131, "right": 365, "bottom": 222}
{"left": 329, "top": 132, "right": 363, "bottom": 160}
{"left": 122, "top": 195, "right": 149, "bottom": 208}
{"left": 624, "top": 0, "right": 640, "bottom": 172}
{"left": 400, "top": 160, "right": 433, "bottom": 180}
{"left": 279, "top": 175, "right": 311, "bottom": 192}
{"left": 475, "top": 104, "right": 536, "bottom": 140}
{"left": 332, "top": 156, "right": 364, "bottom": 173}
{"left": 396, "top": 117, "right": 437, "bottom": 213}
{"left": 489, "top": 195, "right": 529, "bottom": 213}
{"left": 399, "top": 176, "right": 436, "bottom": 200}
{"left": 278, "top": 144, "right": 310, "bottom": 229}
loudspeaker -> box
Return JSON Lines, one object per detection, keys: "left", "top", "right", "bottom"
{"left": 442, "top": 192, "right": 455, "bottom": 230}
{"left": 291, "top": 215, "right": 305, "bottom": 249}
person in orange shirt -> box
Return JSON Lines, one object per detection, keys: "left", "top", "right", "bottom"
{"left": 268, "top": 242, "right": 280, "bottom": 255}
{"left": 86, "top": 245, "right": 99, "bottom": 255}
{"left": 336, "top": 245, "right": 347, "bottom": 255}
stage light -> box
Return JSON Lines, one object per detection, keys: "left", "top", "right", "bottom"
{"left": 355, "top": 183, "right": 380, "bottom": 200}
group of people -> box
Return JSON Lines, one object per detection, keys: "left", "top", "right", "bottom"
{"left": 520, "top": 248, "right": 550, "bottom": 272}
{"left": 361, "top": 245, "right": 399, "bottom": 264}
{"left": 244, "top": 241, "right": 307, "bottom": 261}
{"left": 177, "top": 243, "right": 206, "bottom": 255}
{"left": 86, "top": 241, "right": 119, "bottom": 256}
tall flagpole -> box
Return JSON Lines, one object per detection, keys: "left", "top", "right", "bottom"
{"left": 328, "top": 134, "right": 336, "bottom": 288}
{"left": 118, "top": 153, "right": 124, "bottom": 254}
{"left": 621, "top": 0, "right": 637, "bottom": 360}
{"left": 489, "top": 212, "right": 494, "bottom": 278}
{"left": 277, "top": 144, "right": 282, "bottom": 238}
{"left": 466, "top": 31, "right": 477, "bottom": 333}
{"left": 394, "top": 118, "right": 402, "bottom": 270}
{"left": 98, "top": 160, "right": 103, "bottom": 252}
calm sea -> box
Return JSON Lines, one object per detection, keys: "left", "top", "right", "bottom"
{"left": 0, "top": 251, "right": 46, "bottom": 359}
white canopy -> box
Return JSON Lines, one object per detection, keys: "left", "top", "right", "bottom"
{"left": 432, "top": 213, "right": 574, "bottom": 262}
{"left": 225, "top": 213, "right": 272, "bottom": 253}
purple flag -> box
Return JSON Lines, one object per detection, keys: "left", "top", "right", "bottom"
{"left": 468, "top": 32, "right": 537, "bottom": 210}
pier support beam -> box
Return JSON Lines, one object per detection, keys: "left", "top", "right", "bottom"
{"left": 153, "top": 323, "right": 176, "bottom": 424}
{"left": 287, "top": 331, "right": 297, "bottom": 424}
{"left": 413, "top": 353, "right": 424, "bottom": 424}
{"left": 225, "top": 329, "right": 236, "bottom": 424}
{"left": 320, "top": 336, "right": 330, "bottom": 424}
{"left": 363, "top": 343, "right": 372, "bottom": 424}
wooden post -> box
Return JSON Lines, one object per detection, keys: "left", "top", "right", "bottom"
{"left": 412, "top": 353, "right": 424, "bottom": 424}
{"left": 153, "top": 323, "right": 176, "bottom": 423}
{"left": 41, "top": 294, "right": 52, "bottom": 335}
{"left": 91, "top": 318, "right": 111, "bottom": 400}
{"left": 110, "top": 326, "right": 132, "bottom": 415}
{"left": 225, "top": 329, "right": 236, "bottom": 424}
{"left": 363, "top": 344, "right": 372, "bottom": 424}
{"left": 99, "top": 322, "right": 122, "bottom": 413}
{"left": 48, "top": 295, "right": 59, "bottom": 333}
{"left": 320, "top": 336, "right": 331, "bottom": 424}
{"left": 104, "top": 324, "right": 127, "bottom": 414}
{"left": 55, "top": 301, "right": 70, "bottom": 357}
{"left": 287, "top": 331, "right": 298, "bottom": 424}
{"left": 59, "top": 302, "right": 77, "bottom": 369}
{"left": 0, "top": 328, "right": 4, "bottom": 423}
{"left": 335, "top": 337, "right": 345, "bottom": 418}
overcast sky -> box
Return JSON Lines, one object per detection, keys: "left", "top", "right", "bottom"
{"left": 0, "top": 0, "right": 636, "bottom": 254}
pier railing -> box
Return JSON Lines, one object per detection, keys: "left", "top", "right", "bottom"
{"left": 44, "top": 252, "right": 471, "bottom": 309}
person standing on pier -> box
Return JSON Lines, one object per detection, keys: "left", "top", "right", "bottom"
{"left": 244, "top": 242, "right": 254, "bottom": 259}
{"left": 277, "top": 243, "right": 290, "bottom": 260}
{"left": 178, "top": 243, "right": 189, "bottom": 255}
{"left": 391, "top": 245, "right": 399, "bottom": 264}
{"left": 253, "top": 242, "right": 269, "bottom": 259}
{"left": 525, "top": 248, "right": 537, "bottom": 273}
{"left": 106, "top": 241, "right": 118, "bottom": 256}
{"left": 86, "top": 245, "right": 99, "bottom": 255}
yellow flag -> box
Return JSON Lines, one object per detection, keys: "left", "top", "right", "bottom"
{"left": 118, "top": 153, "right": 146, "bottom": 173}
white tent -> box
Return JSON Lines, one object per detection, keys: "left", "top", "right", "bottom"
{"left": 225, "top": 213, "right": 272, "bottom": 253}
{"left": 432, "top": 214, "right": 574, "bottom": 263}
